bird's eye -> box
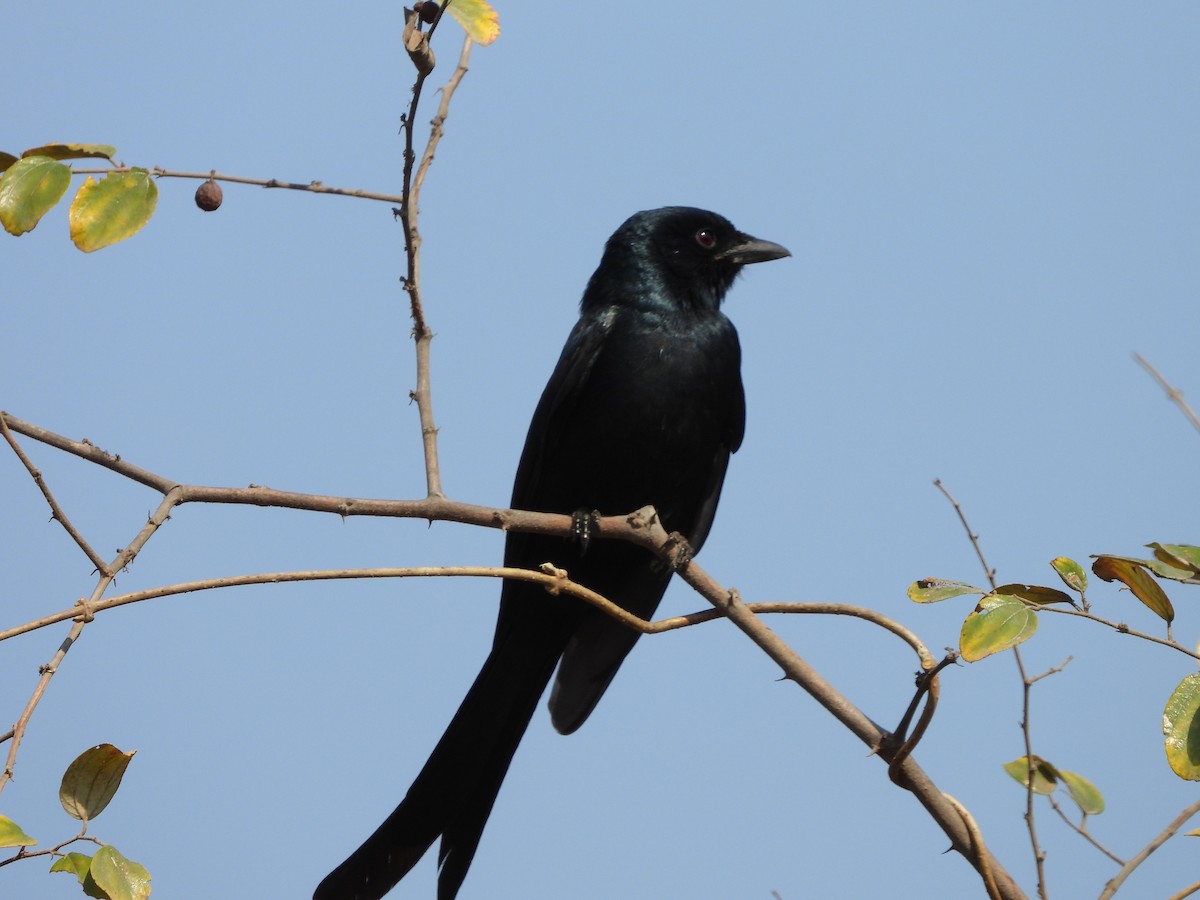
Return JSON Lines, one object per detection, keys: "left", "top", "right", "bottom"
{"left": 694, "top": 228, "right": 717, "bottom": 250}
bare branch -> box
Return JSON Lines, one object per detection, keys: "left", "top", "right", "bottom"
{"left": 0, "top": 489, "right": 179, "bottom": 794}
{"left": 1134, "top": 352, "right": 1200, "bottom": 436}
{"left": 945, "top": 793, "right": 1002, "bottom": 900}
{"left": 399, "top": 32, "right": 473, "bottom": 499}
{"left": 1100, "top": 798, "right": 1200, "bottom": 899}
{"left": 630, "top": 515, "right": 1026, "bottom": 899}
{"left": 1046, "top": 794, "right": 1125, "bottom": 866}
{"left": 0, "top": 409, "right": 1024, "bottom": 897}
{"left": 1036, "top": 604, "right": 1200, "bottom": 661}
{"left": 934, "top": 478, "right": 997, "bottom": 591}
{"left": 0, "top": 414, "right": 111, "bottom": 576}
{"left": 1167, "top": 881, "right": 1200, "bottom": 900}
{"left": 68, "top": 166, "right": 406, "bottom": 205}
{"left": 1012, "top": 646, "right": 1049, "bottom": 900}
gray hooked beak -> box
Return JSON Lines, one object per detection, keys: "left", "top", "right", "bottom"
{"left": 717, "top": 233, "right": 792, "bottom": 265}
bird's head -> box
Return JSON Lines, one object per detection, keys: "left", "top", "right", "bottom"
{"left": 583, "top": 207, "right": 790, "bottom": 314}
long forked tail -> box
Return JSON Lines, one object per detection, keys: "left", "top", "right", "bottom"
{"left": 313, "top": 633, "right": 562, "bottom": 900}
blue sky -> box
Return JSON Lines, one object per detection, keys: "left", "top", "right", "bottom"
{"left": 3, "top": 3, "right": 1199, "bottom": 898}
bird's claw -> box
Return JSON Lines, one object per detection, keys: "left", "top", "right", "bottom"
{"left": 571, "top": 508, "right": 602, "bottom": 554}
{"left": 664, "top": 532, "right": 694, "bottom": 571}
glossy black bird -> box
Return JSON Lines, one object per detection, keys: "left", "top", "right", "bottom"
{"left": 315, "top": 207, "right": 789, "bottom": 900}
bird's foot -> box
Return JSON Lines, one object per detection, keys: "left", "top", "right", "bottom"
{"left": 663, "top": 532, "right": 694, "bottom": 571}
{"left": 571, "top": 508, "right": 602, "bottom": 554}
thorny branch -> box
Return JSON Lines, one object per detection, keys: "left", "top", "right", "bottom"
{"left": 399, "top": 9, "right": 474, "bottom": 499}
{"left": 0, "top": 411, "right": 1026, "bottom": 898}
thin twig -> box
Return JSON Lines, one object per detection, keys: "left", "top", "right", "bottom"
{"left": 398, "top": 32, "right": 473, "bottom": 499}
{"left": 0, "top": 414, "right": 111, "bottom": 576}
{"left": 1046, "top": 795, "right": 1124, "bottom": 866}
{"left": 934, "top": 479, "right": 997, "bottom": 590}
{"left": 0, "top": 490, "right": 180, "bottom": 794}
{"left": 935, "top": 479, "right": 1038, "bottom": 896}
{"left": 0, "top": 834, "right": 101, "bottom": 868}
{"left": 1100, "top": 798, "right": 1200, "bottom": 899}
{"left": 1036, "top": 604, "right": 1200, "bottom": 661}
{"left": 1013, "top": 646, "right": 1049, "bottom": 900}
{"left": 69, "top": 167, "right": 405, "bottom": 204}
{"left": 1134, "top": 353, "right": 1200, "bottom": 435}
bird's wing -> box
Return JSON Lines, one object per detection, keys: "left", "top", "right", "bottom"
{"left": 506, "top": 308, "right": 616, "bottom": 514}
{"left": 549, "top": 324, "right": 745, "bottom": 734}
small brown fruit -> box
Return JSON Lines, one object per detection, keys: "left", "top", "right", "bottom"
{"left": 195, "top": 179, "right": 223, "bottom": 212}
{"left": 417, "top": 1, "right": 439, "bottom": 24}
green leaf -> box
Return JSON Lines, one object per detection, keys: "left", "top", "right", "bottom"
{"left": 69, "top": 170, "right": 158, "bottom": 252}
{"left": 960, "top": 594, "right": 1038, "bottom": 662}
{"left": 22, "top": 143, "right": 117, "bottom": 162}
{"left": 1059, "top": 769, "right": 1105, "bottom": 815}
{"left": 1050, "top": 557, "right": 1088, "bottom": 594}
{"left": 51, "top": 851, "right": 93, "bottom": 882}
{"left": 1092, "top": 556, "right": 1174, "bottom": 623}
{"left": 907, "top": 578, "right": 983, "bottom": 603}
{"left": 0, "top": 814, "right": 37, "bottom": 847}
{"left": 1002, "top": 756, "right": 1059, "bottom": 794}
{"left": 1164, "top": 673, "right": 1200, "bottom": 780}
{"left": 1148, "top": 543, "right": 1200, "bottom": 577}
{"left": 0, "top": 155, "right": 72, "bottom": 235}
{"left": 994, "top": 583, "right": 1074, "bottom": 606}
{"left": 444, "top": 0, "right": 500, "bottom": 44}
{"left": 89, "top": 844, "right": 151, "bottom": 900}
{"left": 60, "top": 743, "right": 136, "bottom": 823}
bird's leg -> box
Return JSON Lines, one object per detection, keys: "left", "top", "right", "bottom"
{"left": 570, "top": 508, "right": 602, "bottom": 555}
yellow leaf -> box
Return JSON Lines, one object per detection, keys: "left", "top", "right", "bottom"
{"left": 0, "top": 155, "right": 71, "bottom": 235}
{"left": 960, "top": 594, "right": 1038, "bottom": 662}
{"left": 1059, "top": 769, "right": 1105, "bottom": 815}
{"left": 445, "top": 0, "right": 500, "bottom": 45}
{"left": 69, "top": 170, "right": 158, "bottom": 252}
{"left": 1002, "top": 756, "right": 1058, "bottom": 794}
{"left": 89, "top": 844, "right": 151, "bottom": 900}
{"left": 1050, "top": 556, "right": 1087, "bottom": 593}
{"left": 0, "top": 814, "right": 36, "bottom": 848}
{"left": 906, "top": 578, "right": 982, "bottom": 603}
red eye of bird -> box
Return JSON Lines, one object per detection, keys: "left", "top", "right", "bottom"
{"left": 694, "top": 228, "right": 717, "bottom": 249}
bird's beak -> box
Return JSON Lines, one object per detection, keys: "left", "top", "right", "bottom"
{"left": 717, "top": 233, "right": 792, "bottom": 265}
